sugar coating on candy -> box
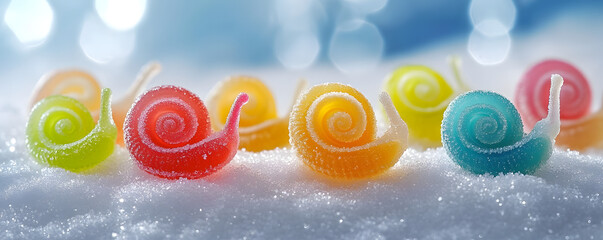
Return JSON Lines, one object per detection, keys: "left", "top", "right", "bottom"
{"left": 26, "top": 88, "right": 117, "bottom": 172}
{"left": 124, "top": 85, "right": 248, "bottom": 179}
{"left": 383, "top": 57, "right": 469, "bottom": 148}
{"left": 442, "top": 75, "right": 563, "bottom": 175}
{"left": 289, "top": 83, "right": 408, "bottom": 179}
{"left": 207, "top": 77, "right": 306, "bottom": 152}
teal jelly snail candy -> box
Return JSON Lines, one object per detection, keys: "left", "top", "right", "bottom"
{"left": 29, "top": 62, "right": 161, "bottom": 146}
{"left": 515, "top": 59, "right": 603, "bottom": 151}
{"left": 124, "top": 86, "right": 248, "bottom": 179}
{"left": 441, "top": 74, "right": 563, "bottom": 175}
{"left": 26, "top": 88, "right": 117, "bottom": 172}
{"left": 383, "top": 56, "right": 470, "bottom": 148}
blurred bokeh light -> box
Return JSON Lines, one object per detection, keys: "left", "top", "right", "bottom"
{"left": 94, "top": 0, "right": 146, "bottom": 31}
{"left": 329, "top": 20, "right": 384, "bottom": 74}
{"left": 4, "top": 0, "right": 54, "bottom": 47}
{"left": 0, "top": 0, "right": 602, "bottom": 112}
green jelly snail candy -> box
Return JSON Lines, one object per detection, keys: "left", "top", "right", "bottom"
{"left": 26, "top": 88, "right": 117, "bottom": 172}
{"left": 441, "top": 74, "right": 563, "bottom": 175}
{"left": 29, "top": 62, "right": 161, "bottom": 146}
{"left": 383, "top": 56, "right": 470, "bottom": 148}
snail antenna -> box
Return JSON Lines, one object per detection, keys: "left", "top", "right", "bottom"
{"left": 544, "top": 74, "right": 564, "bottom": 138}
{"left": 448, "top": 55, "right": 470, "bottom": 92}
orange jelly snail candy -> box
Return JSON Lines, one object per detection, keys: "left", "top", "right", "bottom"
{"left": 289, "top": 83, "right": 408, "bottom": 179}
{"left": 207, "top": 76, "right": 306, "bottom": 152}
{"left": 515, "top": 59, "right": 603, "bottom": 151}
{"left": 29, "top": 62, "right": 161, "bottom": 146}
{"left": 124, "top": 85, "right": 248, "bottom": 179}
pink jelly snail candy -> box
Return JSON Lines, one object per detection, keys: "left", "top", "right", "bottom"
{"left": 29, "top": 62, "right": 161, "bottom": 146}
{"left": 206, "top": 76, "right": 307, "bottom": 152}
{"left": 26, "top": 88, "right": 117, "bottom": 172}
{"left": 124, "top": 85, "right": 248, "bottom": 179}
{"left": 383, "top": 56, "right": 470, "bottom": 148}
{"left": 289, "top": 83, "right": 408, "bottom": 179}
{"left": 515, "top": 59, "right": 603, "bottom": 151}
{"left": 442, "top": 74, "right": 563, "bottom": 175}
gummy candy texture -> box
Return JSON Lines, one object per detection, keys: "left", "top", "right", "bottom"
{"left": 124, "top": 85, "right": 248, "bottom": 179}
{"left": 29, "top": 62, "right": 161, "bottom": 146}
{"left": 26, "top": 88, "right": 117, "bottom": 172}
{"left": 516, "top": 59, "right": 603, "bottom": 151}
{"left": 442, "top": 75, "right": 563, "bottom": 175}
{"left": 207, "top": 76, "right": 306, "bottom": 152}
{"left": 289, "top": 83, "right": 408, "bottom": 179}
{"left": 384, "top": 59, "right": 469, "bottom": 148}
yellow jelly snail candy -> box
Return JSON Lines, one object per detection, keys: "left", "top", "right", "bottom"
{"left": 289, "top": 83, "right": 408, "bottom": 179}
{"left": 26, "top": 88, "right": 117, "bottom": 172}
{"left": 207, "top": 76, "right": 307, "bottom": 152}
{"left": 515, "top": 59, "right": 603, "bottom": 151}
{"left": 442, "top": 74, "right": 563, "bottom": 175}
{"left": 383, "top": 56, "right": 470, "bottom": 148}
{"left": 29, "top": 62, "right": 161, "bottom": 146}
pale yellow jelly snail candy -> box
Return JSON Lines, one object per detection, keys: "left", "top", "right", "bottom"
{"left": 515, "top": 59, "right": 603, "bottom": 151}
{"left": 207, "top": 76, "right": 307, "bottom": 152}
{"left": 383, "top": 56, "right": 470, "bottom": 148}
{"left": 289, "top": 83, "right": 408, "bottom": 179}
{"left": 29, "top": 62, "right": 161, "bottom": 146}
{"left": 26, "top": 88, "right": 117, "bottom": 172}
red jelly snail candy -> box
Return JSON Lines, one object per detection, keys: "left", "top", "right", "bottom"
{"left": 124, "top": 85, "right": 248, "bottom": 179}
{"left": 515, "top": 59, "right": 603, "bottom": 151}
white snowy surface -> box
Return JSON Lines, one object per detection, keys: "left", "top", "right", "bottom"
{"left": 2, "top": 8, "right": 603, "bottom": 240}
{"left": 2, "top": 116, "right": 603, "bottom": 239}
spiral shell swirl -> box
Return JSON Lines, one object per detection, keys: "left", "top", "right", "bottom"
{"left": 289, "top": 83, "right": 408, "bottom": 179}
{"left": 124, "top": 85, "right": 248, "bottom": 179}
{"left": 515, "top": 59, "right": 603, "bottom": 151}
{"left": 207, "top": 76, "right": 306, "bottom": 152}
{"left": 442, "top": 75, "right": 564, "bottom": 175}
{"left": 29, "top": 62, "right": 161, "bottom": 146}
{"left": 516, "top": 59, "right": 591, "bottom": 129}
{"left": 26, "top": 89, "right": 117, "bottom": 172}
{"left": 384, "top": 57, "right": 469, "bottom": 148}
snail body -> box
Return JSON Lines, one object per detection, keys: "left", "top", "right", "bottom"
{"left": 384, "top": 57, "right": 469, "bottom": 148}
{"left": 124, "top": 85, "right": 248, "bottom": 179}
{"left": 442, "top": 75, "right": 563, "bottom": 175}
{"left": 207, "top": 76, "right": 306, "bottom": 152}
{"left": 516, "top": 59, "right": 603, "bottom": 151}
{"left": 289, "top": 83, "right": 408, "bottom": 179}
{"left": 29, "top": 62, "right": 161, "bottom": 146}
{"left": 26, "top": 89, "right": 117, "bottom": 172}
